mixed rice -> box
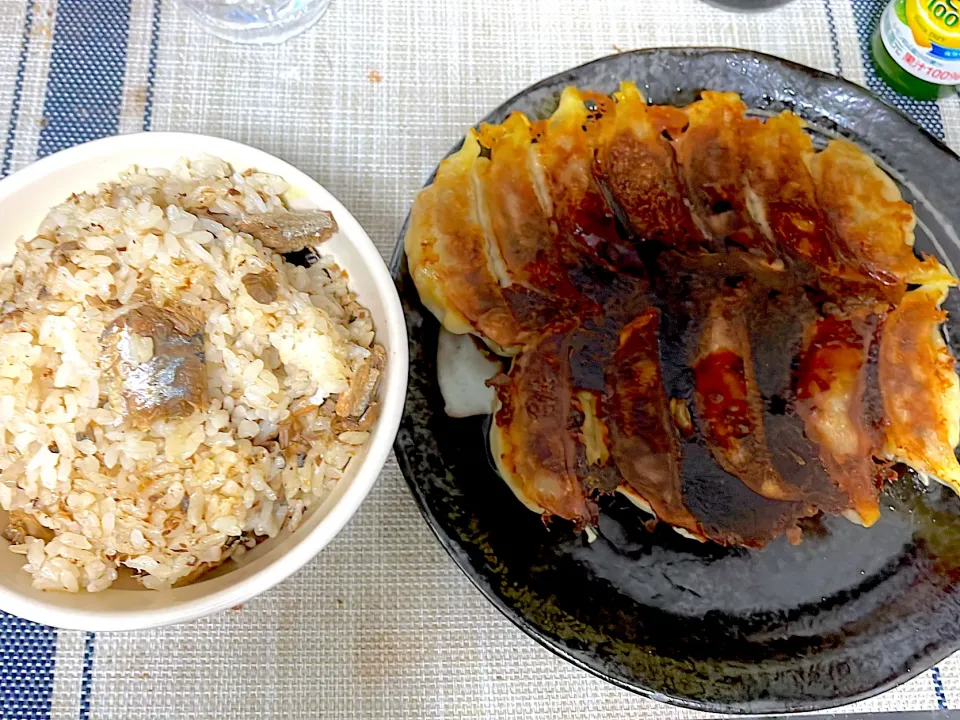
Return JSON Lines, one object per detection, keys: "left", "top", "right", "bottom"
{"left": 0, "top": 155, "right": 382, "bottom": 592}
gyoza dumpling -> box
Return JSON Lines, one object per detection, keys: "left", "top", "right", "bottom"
{"left": 477, "top": 113, "right": 591, "bottom": 317}
{"left": 807, "top": 139, "right": 954, "bottom": 288}
{"left": 404, "top": 130, "right": 529, "bottom": 354}
{"left": 693, "top": 291, "right": 802, "bottom": 502}
{"left": 595, "top": 82, "right": 706, "bottom": 254}
{"left": 880, "top": 284, "right": 960, "bottom": 493}
{"left": 742, "top": 112, "right": 837, "bottom": 271}
{"left": 673, "top": 91, "right": 773, "bottom": 256}
{"left": 606, "top": 309, "right": 706, "bottom": 540}
{"left": 795, "top": 306, "right": 886, "bottom": 527}
{"left": 742, "top": 113, "right": 897, "bottom": 300}
{"left": 535, "top": 87, "right": 631, "bottom": 268}
{"left": 489, "top": 322, "right": 595, "bottom": 525}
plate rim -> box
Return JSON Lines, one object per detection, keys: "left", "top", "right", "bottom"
{"left": 390, "top": 47, "right": 960, "bottom": 714}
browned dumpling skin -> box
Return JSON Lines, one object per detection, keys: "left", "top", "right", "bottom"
{"left": 535, "top": 87, "right": 631, "bottom": 268}
{"left": 407, "top": 83, "right": 960, "bottom": 547}
{"left": 693, "top": 291, "right": 802, "bottom": 502}
{"left": 741, "top": 114, "right": 898, "bottom": 300}
{"left": 595, "top": 82, "right": 706, "bottom": 253}
{"left": 646, "top": 104, "right": 690, "bottom": 139}
{"left": 880, "top": 285, "right": 960, "bottom": 494}
{"left": 477, "top": 113, "right": 589, "bottom": 315}
{"left": 795, "top": 307, "right": 885, "bottom": 527}
{"left": 404, "top": 130, "right": 528, "bottom": 353}
{"left": 490, "top": 323, "right": 594, "bottom": 524}
{"left": 607, "top": 309, "right": 705, "bottom": 539}
{"left": 673, "top": 92, "right": 773, "bottom": 256}
{"left": 742, "top": 112, "right": 838, "bottom": 271}
{"left": 808, "top": 139, "right": 955, "bottom": 288}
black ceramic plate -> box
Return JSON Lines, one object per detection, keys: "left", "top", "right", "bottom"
{"left": 391, "top": 48, "right": 960, "bottom": 714}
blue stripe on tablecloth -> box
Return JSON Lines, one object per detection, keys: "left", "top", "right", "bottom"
{"left": 37, "top": 0, "right": 132, "bottom": 157}
{"left": 143, "top": 0, "right": 162, "bottom": 131}
{"left": 850, "top": 0, "right": 945, "bottom": 139}
{"left": 1, "top": 8, "right": 61, "bottom": 720}
{"left": 1, "top": 0, "right": 36, "bottom": 177}
{"left": 932, "top": 665, "right": 948, "bottom": 710}
{"left": 0, "top": 614, "right": 56, "bottom": 720}
{"left": 823, "top": 0, "right": 844, "bottom": 75}
{"left": 30, "top": 2, "right": 131, "bottom": 717}
{"left": 851, "top": 6, "right": 945, "bottom": 704}
{"left": 78, "top": 633, "right": 95, "bottom": 720}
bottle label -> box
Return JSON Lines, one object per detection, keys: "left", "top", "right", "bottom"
{"left": 880, "top": 0, "right": 960, "bottom": 85}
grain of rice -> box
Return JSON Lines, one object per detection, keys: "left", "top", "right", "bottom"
{"left": 0, "top": 155, "right": 381, "bottom": 591}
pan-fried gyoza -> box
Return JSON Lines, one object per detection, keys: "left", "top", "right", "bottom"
{"left": 405, "top": 82, "right": 960, "bottom": 547}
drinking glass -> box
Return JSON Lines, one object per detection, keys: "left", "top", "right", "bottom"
{"left": 181, "top": 0, "right": 332, "bottom": 44}
{"left": 701, "top": 0, "right": 795, "bottom": 9}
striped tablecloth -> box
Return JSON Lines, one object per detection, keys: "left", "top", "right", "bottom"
{"left": 1, "top": 0, "right": 959, "bottom": 718}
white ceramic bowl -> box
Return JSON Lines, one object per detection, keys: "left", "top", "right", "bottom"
{"left": 0, "top": 133, "right": 408, "bottom": 631}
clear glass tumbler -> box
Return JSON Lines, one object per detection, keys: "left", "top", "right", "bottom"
{"left": 700, "top": 0, "right": 795, "bottom": 9}
{"left": 181, "top": 0, "right": 332, "bottom": 44}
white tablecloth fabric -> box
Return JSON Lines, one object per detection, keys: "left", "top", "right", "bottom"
{"left": 1, "top": 0, "right": 959, "bottom": 717}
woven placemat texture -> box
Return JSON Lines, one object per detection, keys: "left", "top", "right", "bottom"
{"left": 0, "top": 0, "right": 959, "bottom": 717}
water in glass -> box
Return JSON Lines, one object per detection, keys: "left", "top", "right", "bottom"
{"left": 181, "top": 0, "right": 332, "bottom": 44}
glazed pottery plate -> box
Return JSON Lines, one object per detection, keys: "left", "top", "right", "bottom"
{"left": 391, "top": 48, "right": 960, "bottom": 714}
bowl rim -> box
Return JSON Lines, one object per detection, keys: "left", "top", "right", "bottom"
{"left": 0, "top": 131, "right": 408, "bottom": 631}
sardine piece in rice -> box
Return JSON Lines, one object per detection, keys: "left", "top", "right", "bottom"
{"left": 2, "top": 509, "right": 54, "bottom": 545}
{"left": 220, "top": 209, "right": 338, "bottom": 254}
{"left": 242, "top": 269, "right": 280, "bottom": 305}
{"left": 335, "top": 345, "right": 386, "bottom": 418}
{"left": 100, "top": 304, "right": 207, "bottom": 427}
{"left": 0, "top": 154, "right": 379, "bottom": 592}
